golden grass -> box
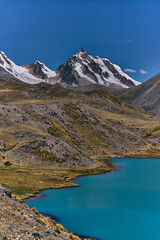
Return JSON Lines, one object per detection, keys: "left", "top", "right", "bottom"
{"left": 0, "top": 89, "right": 13, "bottom": 93}
{"left": 0, "top": 166, "right": 113, "bottom": 199}
{"left": 84, "top": 104, "right": 158, "bottom": 130}
{"left": 125, "top": 144, "right": 160, "bottom": 158}
{"left": 19, "top": 123, "right": 48, "bottom": 136}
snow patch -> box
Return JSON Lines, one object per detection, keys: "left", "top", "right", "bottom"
{"left": 0, "top": 52, "right": 44, "bottom": 84}
{"left": 41, "top": 65, "right": 56, "bottom": 78}
{"left": 74, "top": 62, "right": 95, "bottom": 83}
{"left": 90, "top": 56, "right": 129, "bottom": 88}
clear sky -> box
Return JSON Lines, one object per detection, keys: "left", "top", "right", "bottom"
{"left": 0, "top": 0, "right": 160, "bottom": 83}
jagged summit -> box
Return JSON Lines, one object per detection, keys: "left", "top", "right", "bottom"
{"left": 0, "top": 49, "right": 140, "bottom": 88}
{"left": 0, "top": 51, "right": 56, "bottom": 84}
{"left": 22, "top": 60, "right": 56, "bottom": 80}
{"left": 33, "top": 60, "right": 42, "bottom": 65}
{"left": 0, "top": 51, "right": 45, "bottom": 84}
{"left": 48, "top": 49, "right": 140, "bottom": 88}
{"left": 76, "top": 48, "right": 87, "bottom": 55}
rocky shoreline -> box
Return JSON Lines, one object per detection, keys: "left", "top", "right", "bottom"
{"left": 0, "top": 187, "right": 81, "bottom": 240}
{"left": 25, "top": 193, "right": 47, "bottom": 202}
{"left": 25, "top": 187, "right": 101, "bottom": 240}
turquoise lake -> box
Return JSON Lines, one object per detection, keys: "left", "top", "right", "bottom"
{"left": 26, "top": 158, "right": 160, "bottom": 240}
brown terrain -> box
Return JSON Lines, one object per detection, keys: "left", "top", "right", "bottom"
{"left": 0, "top": 76, "right": 160, "bottom": 239}
{"left": 124, "top": 73, "right": 160, "bottom": 117}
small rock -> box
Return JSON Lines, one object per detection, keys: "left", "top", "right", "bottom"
{"left": 3, "top": 237, "right": 8, "bottom": 240}
{"left": 43, "top": 231, "right": 50, "bottom": 236}
{"left": 32, "top": 232, "right": 41, "bottom": 239}
{"left": 2, "top": 188, "right": 12, "bottom": 198}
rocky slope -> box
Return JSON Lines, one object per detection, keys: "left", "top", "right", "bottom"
{"left": 0, "top": 77, "right": 150, "bottom": 170}
{"left": 124, "top": 73, "right": 160, "bottom": 117}
{"left": 0, "top": 76, "right": 159, "bottom": 194}
{"left": 0, "top": 186, "right": 81, "bottom": 240}
{"left": 0, "top": 49, "right": 140, "bottom": 89}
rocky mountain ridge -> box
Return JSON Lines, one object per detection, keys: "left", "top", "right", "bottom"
{"left": 48, "top": 48, "right": 140, "bottom": 88}
{"left": 0, "top": 51, "right": 45, "bottom": 84}
{"left": 0, "top": 49, "right": 140, "bottom": 89}
{"left": 22, "top": 60, "right": 56, "bottom": 80}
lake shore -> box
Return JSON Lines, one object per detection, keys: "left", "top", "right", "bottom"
{"left": 25, "top": 158, "right": 160, "bottom": 240}
{"left": 25, "top": 193, "right": 47, "bottom": 202}
{"left": 20, "top": 164, "right": 116, "bottom": 201}
{"left": 40, "top": 212, "right": 100, "bottom": 240}
{"left": 26, "top": 194, "right": 101, "bottom": 240}
{"left": 24, "top": 169, "right": 114, "bottom": 240}
{"left": 23, "top": 161, "right": 117, "bottom": 240}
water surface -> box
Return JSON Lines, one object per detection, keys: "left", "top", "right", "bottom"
{"left": 26, "top": 158, "right": 160, "bottom": 240}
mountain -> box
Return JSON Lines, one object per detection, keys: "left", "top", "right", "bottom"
{"left": 22, "top": 60, "right": 56, "bottom": 80}
{"left": 0, "top": 49, "right": 140, "bottom": 88}
{"left": 125, "top": 73, "right": 160, "bottom": 117}
{"left": 48, "top": 48, "right": 140, "bottom": 88}
{"left": 0, "top": 51, "right": 53, "bottom": 84}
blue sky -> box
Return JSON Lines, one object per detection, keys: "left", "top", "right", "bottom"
{"left": 0, "top": 0, "right": 160, "bottom": 83}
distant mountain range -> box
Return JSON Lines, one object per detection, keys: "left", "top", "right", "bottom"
{"left": 2, "top": 48, "right": 160, "bottom": 117}
{"left": 1, "top": 48, "right": 160, "bottom": 240}
{"left": 0, "top": 49, "right": 140, "bottom": 89}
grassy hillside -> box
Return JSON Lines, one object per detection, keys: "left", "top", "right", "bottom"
{"left": 0, "top": 76, "right": 160, "bottom": 198}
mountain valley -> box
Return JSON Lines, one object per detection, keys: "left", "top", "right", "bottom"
{"left": 0, "top": 51, "right": 160, "bottom": 240}
{"left": 0, "top": 75, "right": 159, "bottom": 199}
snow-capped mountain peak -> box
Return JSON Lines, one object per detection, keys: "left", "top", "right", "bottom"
{"left": 22, "top": 60, "right": 56, "bottom": 80}
{"left": 47, "top": 49, "right": 140, "bottom": 88}
{"left": 33, "top": 60, "right": 41, "bottom": 65}
{"left": 0, "top": 51, "right": 45, "bottom": 84}
{"left": 0, "top": 51, "right": 15, "bottom": 71}
{"left": 0, "top": 49, "right": 140, "bottom": 89}
{"left": 75, "top": 48, "right": 87, "bottom": 56}
{"left": 0, "top": 51, "right": 56, "bottom": 84}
